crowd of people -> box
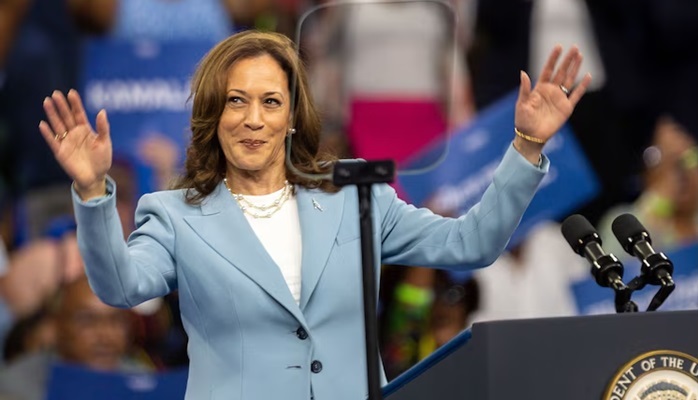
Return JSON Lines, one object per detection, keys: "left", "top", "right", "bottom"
{"left": 0, "top": 0, "right": 697, "bottom": 398}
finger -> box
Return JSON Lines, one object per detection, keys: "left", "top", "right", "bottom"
{"left": 563, "top": 53, "right": 584, "bottom": 90}
{"left": 568, "top": 73, "right": 592, "bottom": 106}
{"left": 38, "top": 120, "right": 60, "bottom": 154}
{"left": 95, "top": 109, "right": 110, "bottom": 141}
{"left": 518, "top": 70, "right": 532, "bottom": 103}
{"left": 51, "top": 90, "right": 77, "bottom": 130}
{"left": 551, "top": 46, "right": 579, "bottom": 85}
{"left": 538, "top": 44, "right": 563, "bottom": 83}
{"left": 67, "top": 89, "right": 91, "bottom": 128}
{"left": 43, "top": 97, "right": 67, "bottom": 137}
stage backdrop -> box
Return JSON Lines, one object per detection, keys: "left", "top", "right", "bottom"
{"left": 398, "top": 91, "right": 600, "bottom": 248}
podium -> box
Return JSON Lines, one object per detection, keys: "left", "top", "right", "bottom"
{"left": 384, "top": 310, "right": 698, "bottom": 399}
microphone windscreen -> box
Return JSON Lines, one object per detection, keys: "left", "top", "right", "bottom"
{"left": 561, "top": 214, "right": 599, "bottom": 254}
{"left": 611, "top": 213, "right": 650, "bottom": 253}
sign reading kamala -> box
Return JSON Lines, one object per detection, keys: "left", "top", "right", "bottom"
{"left": 397, "top": 91, "right": 599, "bottom": 247}
{"left": 572, "top": 243, "right": 698, "bottom": 315}
{"left": 47, "top": 364, "right": 188, "bottom": 399}
{"left": 603, "top": 350, "right": 698, "bottom": 400}
{"left": 80, "top": 38, "right": 215, "bottom": 194}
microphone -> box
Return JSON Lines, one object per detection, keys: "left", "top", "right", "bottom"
{"left": 611, "top": 213, "right": 675, "bottom": 288}
{"left": 561, "top": 214, "right": 627, "bottom": 291}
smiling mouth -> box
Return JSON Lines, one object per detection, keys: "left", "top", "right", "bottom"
{"left": 240, "top": 139, "right": 266, "bottom": 148}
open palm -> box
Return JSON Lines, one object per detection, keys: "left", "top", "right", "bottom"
{"left": 515, "top": 46, "right": 592, "bottom": 142}
{"left": 39, "top": 90, "right": 112, "bottom": 193}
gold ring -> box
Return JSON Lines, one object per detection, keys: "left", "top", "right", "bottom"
{"left": 55, "top": 130, "right": 69, "bottom": 141}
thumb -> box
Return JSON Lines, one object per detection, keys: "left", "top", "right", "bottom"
{"left": 518, "top": 70, "right": 532, "bottom": 102}
{"left": 95, "top": 109, "right": 110, "bottom": 140}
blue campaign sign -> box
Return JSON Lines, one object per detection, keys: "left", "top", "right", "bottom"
{"left": 397, "top": 91, "right": 600, "bottom": 247}
{"left": 46, "top": 364, "right": 188, "bottom": 399}
{"left": 80, "top": 38, "right": 215, "bottom": 194}
{"left": 572, "top": 243, "right": 698, "bottom": 314}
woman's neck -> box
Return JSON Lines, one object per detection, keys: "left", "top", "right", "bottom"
{"left": 225, "top": 169, "right": 287, "bottom": 195}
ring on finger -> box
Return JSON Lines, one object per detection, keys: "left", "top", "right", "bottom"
{"left": 559, "top": 84, "right": 571, "bottom": 97}
{"left": 55, "top": 130, "right": 69, "bottom": 141}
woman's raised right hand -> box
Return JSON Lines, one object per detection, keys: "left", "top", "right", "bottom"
{"left": 39, "top": 89, "right": 112, "bottom": 200}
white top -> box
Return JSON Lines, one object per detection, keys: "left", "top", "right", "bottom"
{"left": 240, "top": 189, "right": 303, "bottom": 305}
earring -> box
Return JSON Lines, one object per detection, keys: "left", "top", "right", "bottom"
{"left": 288, "top": 128, "right": 296, "bottom": 136}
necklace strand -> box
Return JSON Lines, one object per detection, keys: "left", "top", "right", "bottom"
{"left": 223, "top": 178, "right": 293, "bottom": 219}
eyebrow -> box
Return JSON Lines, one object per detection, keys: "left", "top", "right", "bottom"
{"left": 227, "top": 89, "right": 284, "bottom": 98}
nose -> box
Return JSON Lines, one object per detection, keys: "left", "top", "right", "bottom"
{"left": 244, "top": 102, "right": 264, "bottom": 131}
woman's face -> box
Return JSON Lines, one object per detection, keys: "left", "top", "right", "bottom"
{"left": 218, "top": 54, "right": 291, "bottom": 182}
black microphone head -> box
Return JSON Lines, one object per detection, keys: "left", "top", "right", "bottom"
{"left": 561, "top": 214, "right": 602, "bottom": 255}
{"left": 611, "top": 213, "right": 651, "bottom": 254}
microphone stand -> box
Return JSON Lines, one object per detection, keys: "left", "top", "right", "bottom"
{"left": 333, "top": 159, "right": 395, "bottom": 400}
{"left": 626, "top": 270, "right": 676, "bottom": 312}
{"left": 611, "top": 283, "right": 638, "bottom": 314}
{"left": 647, "top": 279, "right": 675, "bottom": 311}
{"left": 589, "top": 255, "right": 638, "bottom": 313}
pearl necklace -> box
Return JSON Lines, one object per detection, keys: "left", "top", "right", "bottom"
{"left": 223, "top": 178, "right": 293, "bottom": 219}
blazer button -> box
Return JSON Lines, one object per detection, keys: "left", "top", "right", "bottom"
{"left": 311, "top": 360, "right": 323, "bottom": 373}
{"left": 296, "top": 327, "right": 308, "bottom": 340}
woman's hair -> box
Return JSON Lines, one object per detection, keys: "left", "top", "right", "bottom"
{"left": 174, "top": 30, "right": 336, "bottom": 204}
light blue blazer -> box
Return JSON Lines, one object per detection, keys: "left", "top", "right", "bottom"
{"left": 72, "top": 144, "right": 548, "bottom": 400}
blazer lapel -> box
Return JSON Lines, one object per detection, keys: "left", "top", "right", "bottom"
{"left": 297, "top": 188, "right": 345, "bottom": 310}
{"left": 183, "top": 182, "right": 305, "bottom": 324}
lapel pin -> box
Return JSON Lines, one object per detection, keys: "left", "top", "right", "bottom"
{"left": 312, "top": 198, "right": 323, "bottom": 212}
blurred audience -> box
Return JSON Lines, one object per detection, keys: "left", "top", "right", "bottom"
{"left": 0, "top": 0, "right": 31, "bottom": 73}
{"left": 0, "top": 238, "right": 61, "bottom": 351}
{"left": 586, "top": 1, "right": 698, "bottom": 148}
{"left": 418, "top": 271, "right": 478, "bottom": 356}
{"left": 0, "top": 0, "right": 117, "bottom": 244}
{"left": 598, "top": 116, "right": 698, "bottom": 257}
{"left": 468, "top": 221, "right": 587, "bottom": 324}
{"left": 109, "top": 0, "right": 235, "bottom": 42}
{"left": 380, "top": 267, "right": 478, "bottom": 380}
{"left": 0, "top": 276, "right": 147, "bottom": 400}
{"left": 305, "top": 1, "right": 474, "bottom": 162}
{"left": 465, "top": 0, "right": 688, "bottom": 226}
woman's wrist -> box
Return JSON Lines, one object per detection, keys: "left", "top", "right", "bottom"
{"left": 513, "top": 135, "right": 544, "bottom": 166}
{"left": 74, "top": 178, "right": 108, "bottom": 201}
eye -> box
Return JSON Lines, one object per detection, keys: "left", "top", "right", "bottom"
{"left": 264, "top": 98, "right": 282, "bottom": 106}
{"left": 227, "top": 96, "right": 244, "bottom": 104}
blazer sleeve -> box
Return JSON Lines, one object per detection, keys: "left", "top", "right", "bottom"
{"left": 72, "top": 177, "right": 177, "bottom": 308}
{"left": 376, "top": 143, "right": 548, "bottom": 269}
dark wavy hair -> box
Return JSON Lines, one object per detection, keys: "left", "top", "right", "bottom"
{"left": 174, "top": 30, "right": 336, "bottom": 204}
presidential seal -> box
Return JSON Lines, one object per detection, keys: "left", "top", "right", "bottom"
{"left": 604, "top": 350, "right": 698, "bottom": 400}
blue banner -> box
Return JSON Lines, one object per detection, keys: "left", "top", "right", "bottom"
{"left": 46, "top": 364, "right": 188, "bottom": 399}
{"left": 572, "top": 243, "right": 698, "bottom": 314}
{"left": 81, "top": 38, "right": 215, "bottom": 195}
{"left": 397, "top": 91, "right": 600, "bottom": 247}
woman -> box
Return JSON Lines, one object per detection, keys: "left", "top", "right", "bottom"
{"left": 38, "top": 30, "right": 589, "bottom": 400}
